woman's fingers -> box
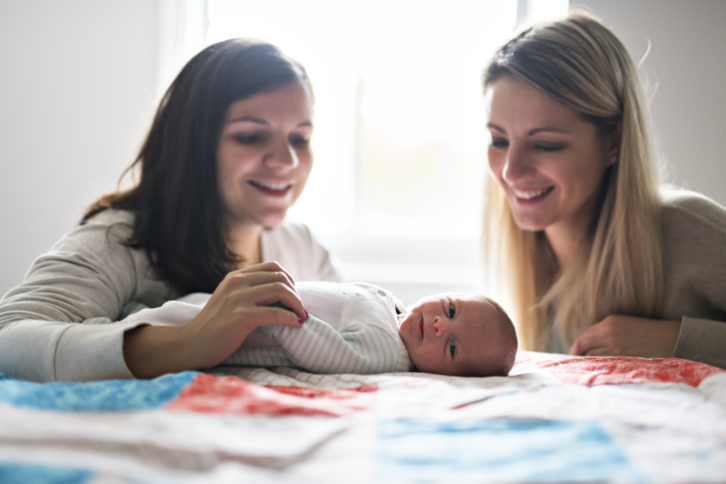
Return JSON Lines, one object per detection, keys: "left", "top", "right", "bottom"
{"left": 232, "top": 271, "right": 295, "bottom": 289}
{"left": 221, "top": 265, "right": 296, "bottom": 292}
{"left": 569, "top": 319, "right": 611, "bottom": 355}
{"left": 569, "top": 315, "right": 681, "bottom": 358}
{"left": 176, "top": 290, "right": 304, "bottom": 370}
{"left": 248, "top": 306, "right": 307, "bottom": 329}
{"left": 569, "top": 332, "right": 596, "bottom": 356}
{"left": 172, "top": 263, "right": 307, "bottom": 370}
{"left": 244, "top": 282, "right": 307, "bottom": 321}
{"left": 237, "top": 261, "right": 295, "bottom": 283}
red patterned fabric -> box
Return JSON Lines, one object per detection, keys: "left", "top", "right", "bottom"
{"left": 518, "top": 355, "right": 725, "bottom": 387}
{"left": 167, "top": 373, "right": 378, "bottom": 416}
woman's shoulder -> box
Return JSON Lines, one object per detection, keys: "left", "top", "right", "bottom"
{"left": 660, "top": 188, "right": 726, "bottom": 235}
{"left": 261, "top": 222, "right": 342, "bottom": 282}
{"left": 83, "top": 208, "right": 135, "bottom": 226}
{"left": 658, "top": 191, "right": 726, "bottom": 349}
{"left": 51, "top": 209, "right": 136, "bottom": 254}
{"left": 659, "top": 188, "right": 726, "bottom": 280}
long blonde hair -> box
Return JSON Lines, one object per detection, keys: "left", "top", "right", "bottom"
{"left": 482, "top": 14, "right": 663, "bottom": 351}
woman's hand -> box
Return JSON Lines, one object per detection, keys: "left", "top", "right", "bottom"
{"left": 124, "top": 261, "right": 307, "bottom": 378}
{"left": 569, "top": 315, "right": 681, "bottom": 358}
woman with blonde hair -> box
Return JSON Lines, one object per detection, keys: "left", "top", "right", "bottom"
{"left": 482, "top": 13, "right": 726, "bottom": 368}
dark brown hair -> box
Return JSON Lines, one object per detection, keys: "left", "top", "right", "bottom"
{"left": 83, "top": 38, "right": 311, "bottom": 294}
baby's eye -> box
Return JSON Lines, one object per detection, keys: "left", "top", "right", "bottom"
{"left": 448, "top": 301, "right": 455, "bottom": 318}
{"left": 449, "top": 340, "right": 456, "bottom": 358}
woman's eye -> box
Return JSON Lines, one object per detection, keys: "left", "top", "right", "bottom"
{"left": 290, "top": 135, "right": 310, "bottom": 147}
{"left": 490, "top": 138, "right": 508, "bottom": 149}
{"left": 449, "top": 340, "right": 456, "bottom": 358}
{"left": 448, "top": 301, "right": 455, "bottom": 318}
{"left": 535, "top": 143, "right": 564, "bottom": 152}
{"left": 232, "top": 133, "right": 264, "bottom": 145}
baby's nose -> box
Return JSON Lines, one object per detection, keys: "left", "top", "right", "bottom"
{"left": 433, "top": 317, "right": 451, "bottom": 337}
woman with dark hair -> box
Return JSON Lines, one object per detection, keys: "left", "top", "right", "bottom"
{"left": 0, "top": 39, "right": 341, "bottom": 382}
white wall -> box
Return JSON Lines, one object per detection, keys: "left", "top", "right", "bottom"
{"left": 572, "top": 0, "right": 726, "bottom": 206}
{"left": 0, "top": 0, "right": 160, "bottom": 297}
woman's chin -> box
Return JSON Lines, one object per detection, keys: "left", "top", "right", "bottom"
{"left": 261, "top": 218, "right": 286, "bottom": 229}
{"left": 255, "top": 210, "right": 291, "bottom": 229}
{"left": 512, "top": 216, "right": 549, "bottom": 233}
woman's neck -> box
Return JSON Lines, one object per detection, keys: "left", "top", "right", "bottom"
{"left": 227, "top": 224, "right": 263, "bottom": 268}
{"left": 545, "top": 221, "right": 587, "bottom": 273}
{"left": 546, "top": 229, "right": 576, "bottom": 272}
{"left": 545, "top": 195, "right": 600, "bottom": 272}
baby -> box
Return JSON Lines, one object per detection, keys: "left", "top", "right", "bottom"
{"left": 119, "top": 281, "right": 518, "bottom": 377}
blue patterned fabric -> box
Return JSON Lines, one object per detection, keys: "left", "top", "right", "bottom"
{"left": 0, "top": 371, "right": 197, "bottom": 412}
{"left": 377, "top": 418, "right": 647, "bottom": 483}
{"left": 0, "top": 463, "right": 91, "bottom": 484}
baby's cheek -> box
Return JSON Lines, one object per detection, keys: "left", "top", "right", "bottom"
{"left": 407, "top": 348, "right": 422, "bottom": 369}
{"left": 409, "top": 350, "right": 440, "bottom": 374}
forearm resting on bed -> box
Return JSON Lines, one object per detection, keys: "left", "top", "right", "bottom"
{"left": 123, "top": 325, "right": 190, "bottom": 379}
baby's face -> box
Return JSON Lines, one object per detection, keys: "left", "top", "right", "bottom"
{"left": 398, "top": 293, "right": 503, "bottom": 376}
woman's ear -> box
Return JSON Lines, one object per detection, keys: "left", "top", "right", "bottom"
{"left": 607, "top": 121, "right": 623, "bottom": 165}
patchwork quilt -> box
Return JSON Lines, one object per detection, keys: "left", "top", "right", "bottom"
{"left": 1, "top": 351, "right": 725, "bottom": 483}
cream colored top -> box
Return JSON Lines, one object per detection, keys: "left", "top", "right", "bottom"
{"left": 0, "top": 210, "right": 341, "bottom": 382}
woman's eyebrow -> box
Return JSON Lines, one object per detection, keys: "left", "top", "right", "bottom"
{"left": 487, "top": 122, "right": 571, "bottom": 136}
{"left": 226, "top": 117, "right": 313, "bottom": 129}
{"left": 486, "top": 122, "right": 505, "bottom": 133}
{"left": 227, "top": 116, "right": 268, "bottom": 125}
{"left": 527, "top": 127, "right": 570, "bottom": 135}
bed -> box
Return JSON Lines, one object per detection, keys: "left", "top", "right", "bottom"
{"left": 1, "top": 351, "right": 725, "bottom": 483}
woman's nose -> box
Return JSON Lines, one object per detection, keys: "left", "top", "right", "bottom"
{"left": 264, "top": 138, "right": 299, "bottom": 169}
{"left": 502, "top": 147, "right": 533, "bottom": 183}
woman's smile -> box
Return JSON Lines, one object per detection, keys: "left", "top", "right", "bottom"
{"left": 486, "top": 75, "right": 613, "bottom": 243}
{"left": 217, "top": 82, "right": 314, "bottom": 230}
{"left": 512, "top": 185, "right": 555, "bottom": 202}
{"left": 247, "top": 179, "right": 294, "bottom": 197}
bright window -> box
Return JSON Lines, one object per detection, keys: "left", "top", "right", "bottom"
{"left": 204, "top": 0, "right": 567, "bottom": 303}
